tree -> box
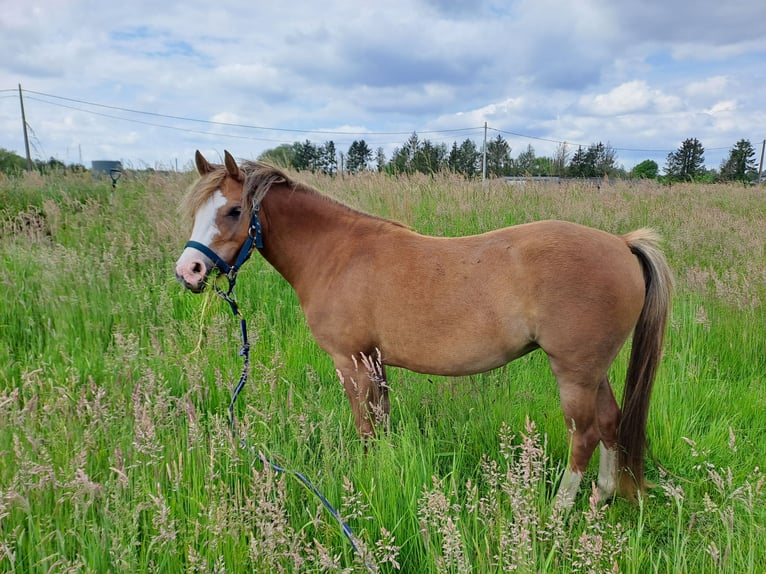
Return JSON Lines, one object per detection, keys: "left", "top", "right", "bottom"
{"left": 387, "top": 132, "right": 447, "bottom": 175}
{"left": 347, "top": 140, "right": 373, "bottom": 173}
{"left": 513, "top": 144, "right": 537, "bottom": 176}
{"left": 388, "top": 132, "right": 419, "bottom": 174}
{"left": 552, "top": 142, "right": 570, "bottom": 176}
{"left": 485, "top": 135, "right": 512, "bottom": 177}
{"left": 375, "top": 147, "right": 386, "bottom": 172}
{"left": 448, "top": 142, "right": 460, "bottom": 173}
{"left": 568, "top": 146, "right": 589, "bottom": 177}
{"left": 590, "top": 142, "right": 618, "bottom": 177}
{"left": 258, "top": 144, "right": 295, "bottom": 167}
{"left": 318, "top": 141, "right": 337, "bottom": 175}
{"left": 665, "top": 138, "right": 705, "bottom": 182}
{"left": 389, "top": 145, "right": 412, "bottom": 174}
{"left": 413, "top": 139, "right": 447, "bottom": 174}
{"left": 631, "top": 159, "right": 659, "bottom": 179}
{"left": 448, "top": 138, "right": 481, "bottom": 177}
{"left": 720, "top": 139, "right": 757, "bottom": 183}
{"left": 35, "top": 157, "right": 66, "bottom": 174}
{"left": 0, "top": 148, "right": 27, "bottom": 175}
{"left": 532, "top": 156, "right": 553, "bottom": 176}
{"left": 292, "top": 140, "right": 318, "bottom": 171}
{"left": 568, "top": 142, "right": 618, "bottom": 178}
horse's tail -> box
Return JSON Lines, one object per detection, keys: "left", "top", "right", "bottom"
{"left": 618, "top": 228, "right": 673, "bottom": 498}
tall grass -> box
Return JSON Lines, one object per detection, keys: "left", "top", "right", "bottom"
{"left": 1, "top": 169, "right": 764, "bottom": 572}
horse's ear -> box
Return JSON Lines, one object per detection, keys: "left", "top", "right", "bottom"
{"left": 195, "top": 150, "right": 213, "bottom": 175}
{"left": 224, "top": 150, "right": 243, "bottom": 182}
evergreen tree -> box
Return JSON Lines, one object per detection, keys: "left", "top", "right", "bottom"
{"left": 292, "top": 140, "right": 317, "bottom": 171}
{"left": 552, "top": 142, "right": 570, "bottom": 176}
{"left": 413, "top": 140, "right": 447, "bottom": 174}
{"left": 375, "top": 147, "right": 386, "bottom": 172}
{"left": 448, "top": 138, "right": 481, "bottom": 177}
{"left": 485, "top": 135, "right": 512, "bottom": 177}
{"left": 665, "top": 138, "right": 705, "bottom": 182}
{"left": 568, "top": 146, "right": 589, "bottom": 177}
{"left": 568, "top": 142, "right": 618, "bottom": 178}
{"left": 389, "top": 146, "right": 412, "bottom": 174}
{"left": 319, "top": 141, "right": 337, "bottom": 175}
{"left": 590, "top": 142, "right": 618, "bottom": 177}
{"left": 346, "top": 140, "right": 373, "bottom": 173}
{"left": 448, "top": 142, "right": 460, "bottom": 173}
{"left": 720, "top": 139, "right": 757, "bottom": 183}
{"left": 388, "top": 132, "right": 419, "bottom": 174}
{"left": 513, "top": 144, "right": 536, "bottom": 176}
{"left": 388, "top": 132, "right": 448, "bottom": 175}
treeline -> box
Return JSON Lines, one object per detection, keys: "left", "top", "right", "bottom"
{"left": 259, "top": 134, "right": 763, "bottom": 184}
{"left": 0, "top": 149, "right": 86, "bottom": 176}
{"left": 1, "top": 135, "right": 761, "bottom": 184}
{"left": 258, "top": 133, "right": 616, "bottom": 179}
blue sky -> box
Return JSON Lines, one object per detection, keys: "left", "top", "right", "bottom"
{"left": 1, "top": 0, "right": 765, "bottom": 171}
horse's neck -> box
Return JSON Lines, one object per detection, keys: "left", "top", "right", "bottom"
{"left": 258, "top": 189, "right": 379, "bottom": 290}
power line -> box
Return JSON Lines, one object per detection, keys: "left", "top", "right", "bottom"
{"left": 492, "top": 127, "right": 675, "bottom": 154}
{"left": 4, "top": 87, "right": 755, "bottom": 160}
{"left": 23, "top": 88, "right": 482, "bottom": 137}
{"left": 25, "top": 95, "right": 486, "bottom": 149}
{"left": 23, "top": 95, "right": 297, "bottom": 144}
{"left": 492, "top": 126, "right": 734, "bottom": 154}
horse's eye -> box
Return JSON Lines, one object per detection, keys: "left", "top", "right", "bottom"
{"left": 227, "top": 207, "right": 242, "bottom": 219}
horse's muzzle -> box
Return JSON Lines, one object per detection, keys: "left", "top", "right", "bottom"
{"left": 175, "top": 254, "right": 211, "bottom": 293}
{"left": 175, "top": 271, "right": 207, "bottom": 293}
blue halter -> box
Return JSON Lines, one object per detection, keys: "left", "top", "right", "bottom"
{"left": 184, "top": 203, "right": 263, "bottom": 280}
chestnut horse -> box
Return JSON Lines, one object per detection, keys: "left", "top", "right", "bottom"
{"left": 175, "top": 150, "right": 672, "bottom": 508}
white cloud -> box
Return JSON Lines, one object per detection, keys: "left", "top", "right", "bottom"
{"left": 1, "top": 0, "right": 764, "bottom": 170}
{"left": 684, "top": 76, "right": 730, "bottom": 99}
{"left": 577, "top": 81, "right": 683, "bottom": 116}
{"left": 706, "top": 100, "right": 737, "bottom": 116}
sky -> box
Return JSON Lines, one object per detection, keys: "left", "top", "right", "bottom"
{"left": 1, "top": 0, "right": 765, "bottom": 172}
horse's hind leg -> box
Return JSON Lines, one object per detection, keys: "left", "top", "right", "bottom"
{"left": 596, "top": 376, "right": 621, "bottom": 503}
{"left": 550, "top": 363, "right": 604, "bottom": 509}
{"left": 554, "top": 372, "right": 622, "bottom": 509}
{"left": 334, "top": 351, "right": 390, "bottom": 439}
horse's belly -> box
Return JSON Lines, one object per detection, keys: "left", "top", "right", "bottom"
{"left": 381, "top": 322, "right": 536, "bottom": 377}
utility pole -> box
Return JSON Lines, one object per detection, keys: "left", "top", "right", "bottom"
{"left": 18, "top": 84, "right": 33, "bottom": 171}
{"left": 482, "top": 121, "right": 487, "bottom": 183}
{"left": 758, "top": 139, "right": 765, "bottom": 184}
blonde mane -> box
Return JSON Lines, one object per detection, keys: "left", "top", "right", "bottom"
{"left": 180, "top": 161, "right": 291, "bottom": 223}
{"left": 181, "top": 160, "right": 405, "bottom": 228}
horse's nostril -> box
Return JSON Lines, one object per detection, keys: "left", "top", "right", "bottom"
{"left": 191, "top": 261, "right": 203, "bottom": 274}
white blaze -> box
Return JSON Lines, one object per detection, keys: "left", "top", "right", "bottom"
{"left": 175, "top": 190, "right": 227, "bottom": 269}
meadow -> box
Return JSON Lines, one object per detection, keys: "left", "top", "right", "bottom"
{"left": 0, "top": 167, "right": 764, "bottom": 573}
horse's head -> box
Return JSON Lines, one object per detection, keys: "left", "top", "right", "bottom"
{"left": 175, "top": 150, "right": 252, "bottom": 292}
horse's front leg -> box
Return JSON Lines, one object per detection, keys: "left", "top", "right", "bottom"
{"left": 334, "top": 350, "right": 390, "bottom": 439}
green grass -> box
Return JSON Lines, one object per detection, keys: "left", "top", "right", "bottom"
{"left": 1, "top": 170, "right": 765, "bottom": 572}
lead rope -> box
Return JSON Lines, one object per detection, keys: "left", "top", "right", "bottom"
{"left": 211, "top": 275, "right": 374, "bottom": 571}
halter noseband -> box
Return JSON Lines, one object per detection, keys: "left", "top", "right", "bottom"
{"left": 185, "top": 203, "right": 263, "bottom": 281}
